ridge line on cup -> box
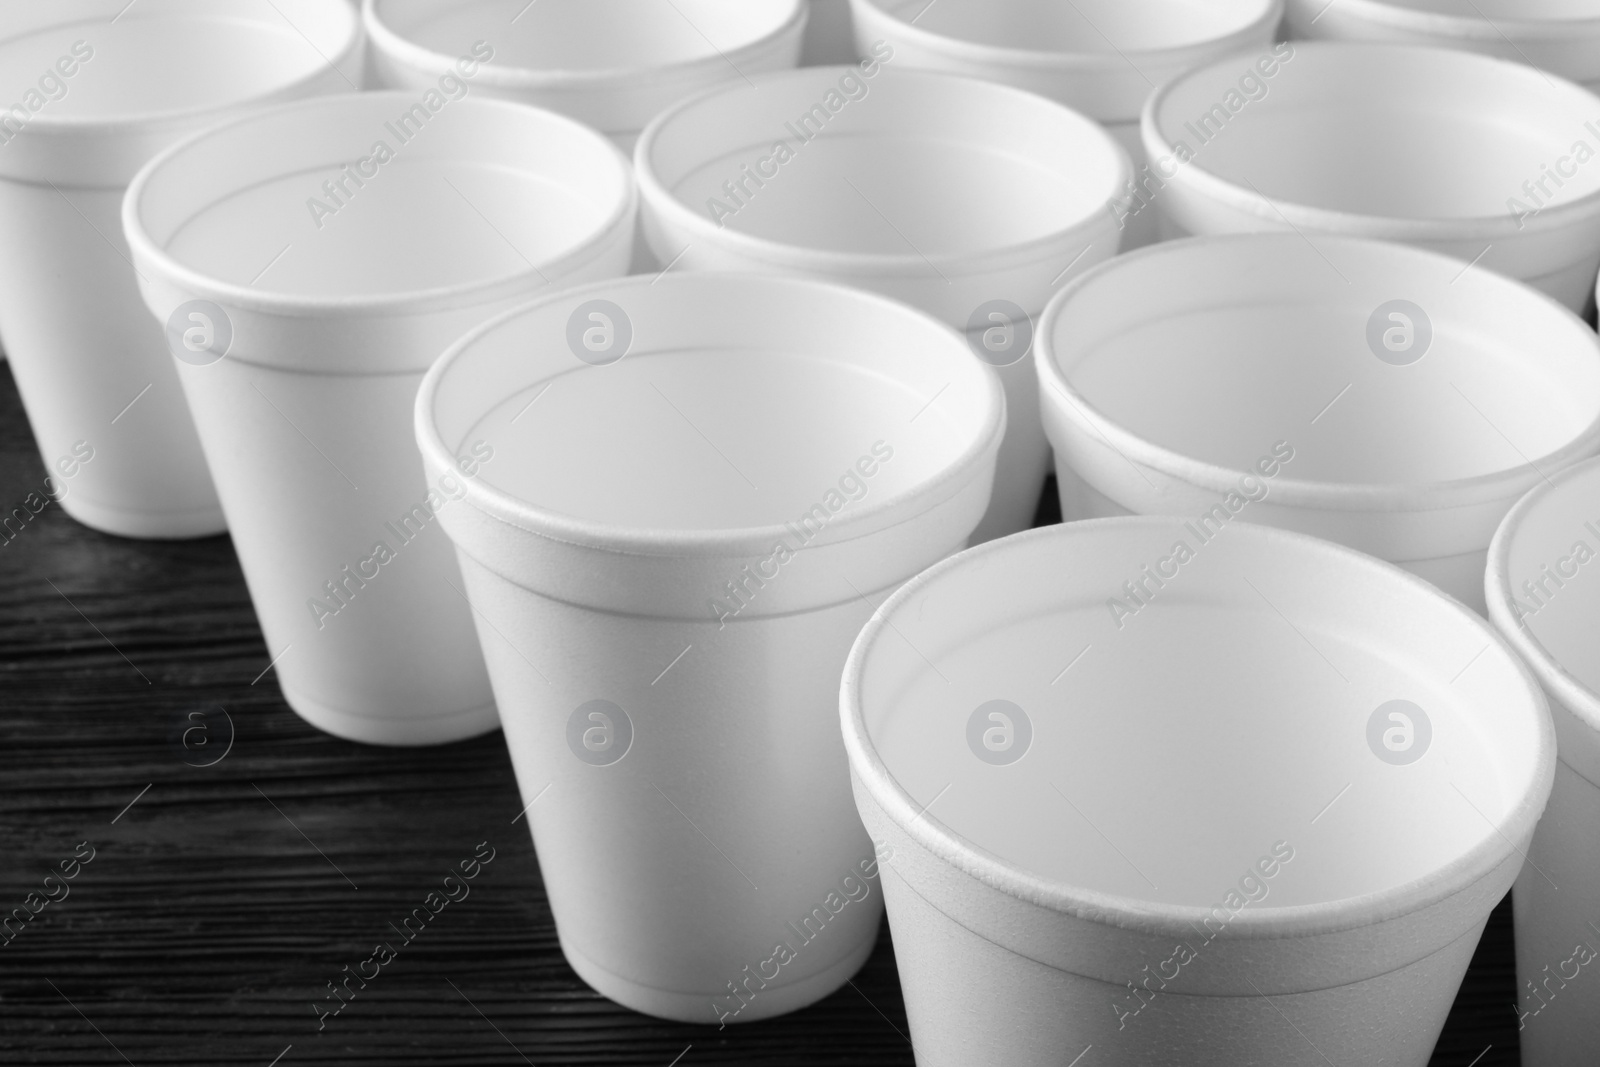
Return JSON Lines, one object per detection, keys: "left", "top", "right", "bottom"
{"left": 704, "top": 41, "right": 897, "bottom": 228}
{"left": 709, "top": 440, "right": 895, "bottom": 628}
{"left": 1110, "top": 42, "right": 1296, "bottom": 233}
{"left": 305, "top": 41, "right": 495, "bottom": 232}
{"left": 1112, "top": 840, "right": 1297, "bottom": 1031}
{"left": 1107, "top": 441, "right": 1296, "bottom": 630}
{"left": 0, "top": 39, "right": 94, "bottom": 147}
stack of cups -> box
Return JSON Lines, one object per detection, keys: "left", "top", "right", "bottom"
{"left": 1036, "top": 233, "right": 1600, "bottom": 612}
{"left": 636, "top": 64, "right": 1129, "bottom": 542}
{"left": 847, "top": 0, "right": 1283, "bottom": 250}
{"left": 0, "top": 0, "right": 362, "bottom": 538}
{"left": 414, "top": 271, "right": 1004, "bottom": 1021}
{"left": 123, "top": 91, "right": 637, "bottom": 744}
{"left": 1486, "top": 455, "right": 1600, "bottom": 1062}
{"left": 842, "top": 516, "right": 1555, "bottom": 1066}
{"left": 1141, "top": 41, "right": 1600, "bottom": 312}
{"left": 1286, "top": 0, "right": 1600, "bottom": 94}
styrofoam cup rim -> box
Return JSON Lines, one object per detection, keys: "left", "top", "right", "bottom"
{"left": 841, "top": 516, "right": 1556, "bottom": 939}
{"left": 1289, "top": 0, "right": 1600, "bottom": 40}
{"left": 0, "top": 0, "right": 363, "bottom": 134}
{"left": 848, "top": 0, "right": 1285, "bottom": 73}
{"left": 1485, "top": 455, "right": 1600, "bottom": 739}
{"left": 363, "top": 0, "right": 809, "bottom": 88}
{"left": 1141, "top": 41, "right": 1600, "bottom": 239}
{"left": 634, "top": 65, "right": 1132, "bottom": 282}
{"left": 414, "top": 271, "right": 1007, "bottom": 558}
{"left": 1034, "top": 232, "right": 1600, "bottom": 511}
{"left": 122, "top": 91, "right": 638, "bottom": 317}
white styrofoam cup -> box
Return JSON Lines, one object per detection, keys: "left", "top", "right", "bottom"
{"left": 1037, "top": 233, "right": 1600, "bottom": 613}
{"left": 847, "top": 0, "right": 1283, "bottom": 250}
{"left": 636, "top": 64, "right": 1128, "bottom": 543}
{"left": 414, "top": 271, "right": 1004, "bottom": 1022}
{"left": 0, "top": 0, "right": 362, "bottom": 538}
{"left": 1485, "top": 455, "right": 1600, "bottom": 1061}
{"left": 1286, "top": 0, "right": 1600, "bottom": 94}
{"left": 124, "top": 91, "right": 636, "bottom": 744}
{"left": 843, "top": 516, "right": 1555, "bottom": 1066}
{"left": 1142, "top": 41, "right": 1600, "bottom": 312}
{"left": 363, "top": 0, "right": 808, "bottom": 151}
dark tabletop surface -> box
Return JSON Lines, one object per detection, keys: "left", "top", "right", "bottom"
{"left": 0, "top": 361, "right": 1519, "bottom": 1065}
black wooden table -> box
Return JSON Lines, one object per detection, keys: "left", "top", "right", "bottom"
{"left": 0, "top": 363, "right": 1518, "bottom": 1065}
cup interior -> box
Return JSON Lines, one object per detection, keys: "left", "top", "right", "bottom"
{"left": 131, "top": 93, "right": 630, "bottom": 301}
{"left": 1043, "top": 235, "right": 1600, "bottom": 489}
{"left": 371, "top": 0, "right": 801, "bottom": 73}
{"left": 863, "top": 0, "right": 1277, "bottom": 53}
{"left": 644, "top": 68, "right": 1124, "bottom": 257}
{"left": 853, "top": 518, "right": 1548, "bottom": 913}
{"left": 1154, "top": 43, "right": 1600, "bottom": 219}
{"left": 425, "top": 273, "right": 1000, "bottom": 537}
{"left": 0, "top": 0, "right": 355, "bottom": 124}
{"left": 1495, "top": 458, "right": 1600, "bottom": 699}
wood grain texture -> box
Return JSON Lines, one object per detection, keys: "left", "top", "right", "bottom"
{"left": 0, "top": 365, "right": 1518, "bottom": 1065}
